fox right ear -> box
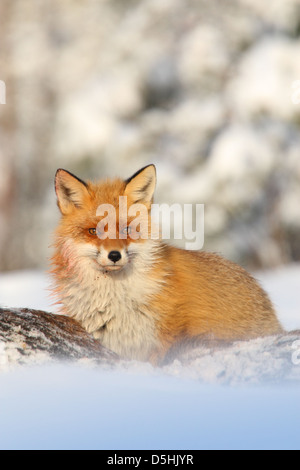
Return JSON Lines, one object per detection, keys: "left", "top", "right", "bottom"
{"left": 124, "top": 165, "right": 156, "bottom": 208}
{"left": 55, "top": 169, "right": 89, "bottom": 215}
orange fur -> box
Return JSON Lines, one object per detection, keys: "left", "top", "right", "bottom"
{"left": 50, "top": 166, "right": 283, "bottom": 363}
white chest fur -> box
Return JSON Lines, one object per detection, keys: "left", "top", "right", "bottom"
{"left": 56, "top": 241, "right": 163, "bottom": 360}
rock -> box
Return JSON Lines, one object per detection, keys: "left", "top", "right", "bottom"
{"left": 0, "top": 308, "right": 118, "bottom": 370}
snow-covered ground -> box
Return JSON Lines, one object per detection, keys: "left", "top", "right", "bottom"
{"left": 0, "top": 265, "right": 299, "bottom": 450}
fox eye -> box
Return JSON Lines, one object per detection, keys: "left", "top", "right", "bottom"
{"left": 121, "top": 226, "right": 132, "bottom": 235}
{"left": 88, "top": 228, "right": 97, "bottom": 235}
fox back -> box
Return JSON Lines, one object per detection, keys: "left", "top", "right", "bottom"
{"left": 51, "top": 165, "right": 283, "bottom": 363}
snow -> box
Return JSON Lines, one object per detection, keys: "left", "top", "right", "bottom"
{"left": 0, "top": 270, "right": 54, "bottom": 313}
{"left": 0, "top": 266, "right": 299, "bottom": 450}
{"left": 256, "top": 265, "right": 300, "bottom": 331}
{"left": 0, "top": 365, "right": 299, "bottom": 450}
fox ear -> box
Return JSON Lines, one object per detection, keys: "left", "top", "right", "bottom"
{"left": 55, "top": 169, "right": 89, "bottom": 215}
{"left": 124, "top": 165, "right": 156, "bottom": 206}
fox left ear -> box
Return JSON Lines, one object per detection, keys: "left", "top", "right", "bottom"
{"left": 124, "top": 165, "right": 156, "bottom": 206}
{"left": 55, "top": 169, "right": 89, "bottom": 215}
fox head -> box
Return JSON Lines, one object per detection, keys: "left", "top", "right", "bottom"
{"left": 54, "top": 165, "right": 157, "bottom": 274}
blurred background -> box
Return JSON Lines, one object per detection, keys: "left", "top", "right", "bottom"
{"left": 1, "top": 0, "right": 300, "bottom": 273}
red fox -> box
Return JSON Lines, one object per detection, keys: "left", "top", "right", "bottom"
{"left": 51, "top": 165, "right": 283, "bottom": 363}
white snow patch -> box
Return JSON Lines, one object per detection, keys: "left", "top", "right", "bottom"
{"left": 256, "top": 264, "right": 300, "bottom": 331}
{"left": 0, "top": 364, "right": 299, "bottom": 450}
{"left": 0, "top": 270, "right": 57, "bottom": 313}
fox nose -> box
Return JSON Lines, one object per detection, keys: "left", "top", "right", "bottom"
{"left": 108, "top": 250, "right": 122, "bottom": 263}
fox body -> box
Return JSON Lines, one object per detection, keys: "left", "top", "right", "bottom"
{"left": 51, "top": 165, "right": 283, "bottom": 362}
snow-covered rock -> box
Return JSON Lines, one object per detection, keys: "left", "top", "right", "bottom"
{"left": 162, "top": 331, "right": 300, "bottom": 385}
{"left": 0, "top": 266, "right": 299, "bottom": 385}
{"left": 0, "top": 308, "right": 299, "bottom": 385}
{"left": 0, "top": 307, "right": 117, "bottom": 372}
